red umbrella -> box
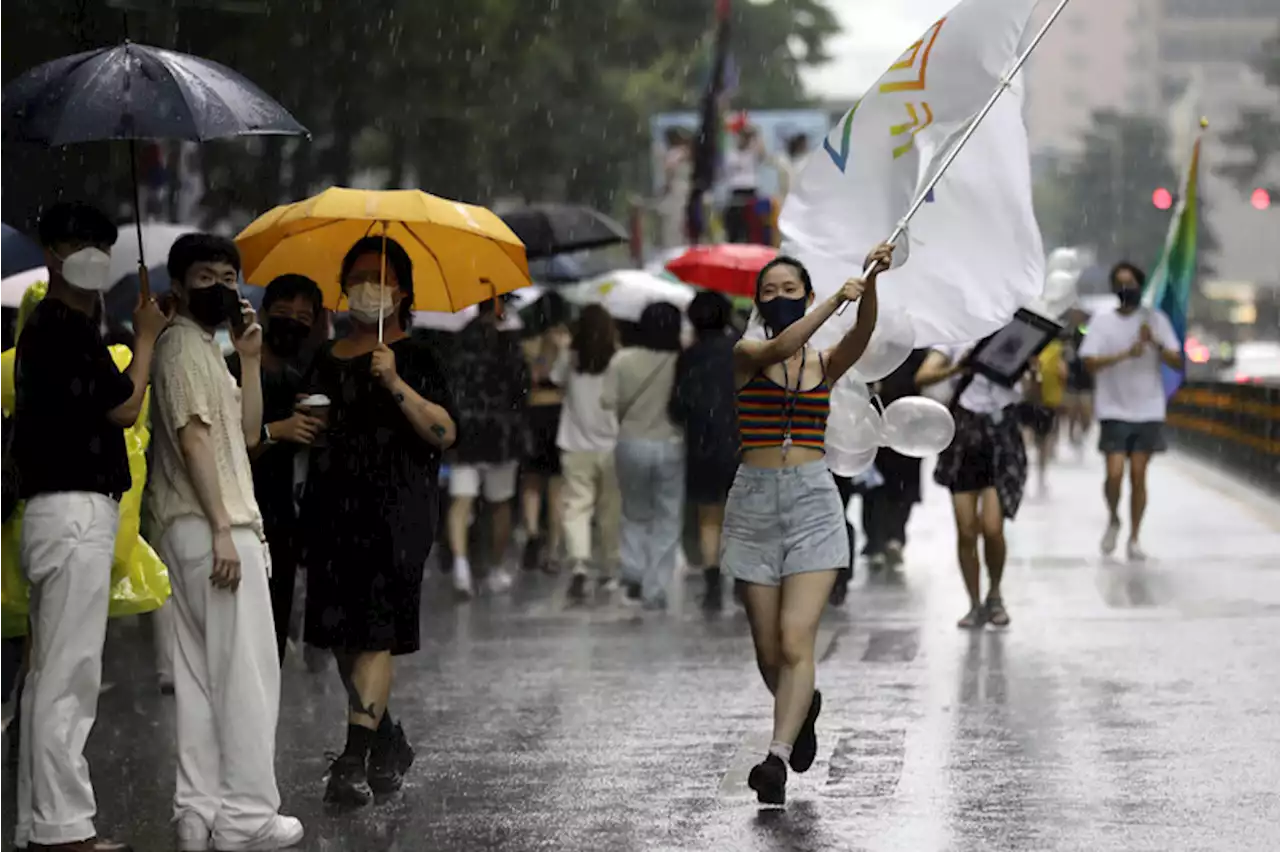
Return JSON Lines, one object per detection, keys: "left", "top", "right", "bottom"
{"left": 665, "top": 243, "right": 778, "bottom": 298}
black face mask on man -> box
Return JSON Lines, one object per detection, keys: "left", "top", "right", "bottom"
{"left": 758, "top": 295, "right": 807, "bottom": 337}
{"left": 187, "top": 285, "right": 240, "bottom": 328}
{"left": 264, "top": 317, "right": 311, "bottom": 358}
{"left": 1117, "top": 287, "right": 1141, "bottom": 310}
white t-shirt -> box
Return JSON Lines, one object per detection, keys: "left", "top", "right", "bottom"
{"left": 1078, "top": 307, "right": 1178, "bottom": 423}
{"left": 724, "top": 147, "right": 759, "bottom": 191}
{"left": 551, "top": 350, "right": 619, "bottom": 454}
{"left": 933, "top": 345, "right": 1022, "bottom": 414}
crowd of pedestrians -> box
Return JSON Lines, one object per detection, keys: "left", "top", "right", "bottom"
{"left": 4, "top": 199, "right": 1183, "bottom": 845}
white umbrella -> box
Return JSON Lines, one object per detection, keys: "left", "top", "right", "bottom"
{"left": 1, "top": 266, "right": 48, "bottom": 308}
{"left": 565, "top": 269, "right": 695, "bottom": 322}
{"left": 413, "top": 285, "right": 545, "bottom": 333}
{"left": 109, "top": 221, "right": 200, "bottom": 286}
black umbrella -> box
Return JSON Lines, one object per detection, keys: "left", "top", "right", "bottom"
{"left": 501, "top": 203, "right": 628, "bottom": 260}
{"left": 2, "top": 41, "right": 308, "bottom": 293}
{"left": 2, "top": 224, "right": 44, "bottom": 279}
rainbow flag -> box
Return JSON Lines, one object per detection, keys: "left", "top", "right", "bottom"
{"left": 1143, "top": 134, "right": 1201, "bottom": 399}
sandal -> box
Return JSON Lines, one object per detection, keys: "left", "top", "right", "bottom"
{"left": 985, "top": 595, "right": 1010, "bottom": 627}
{"left": 957, "top": 604, "right": 986, "bottom": 629}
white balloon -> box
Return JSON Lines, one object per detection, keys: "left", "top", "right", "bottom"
{"left": 850, "top": 307, "right": 916, "bottom": 383}
{"left": 881, "top": 396, "right": 957, "bottom": 458}
{"left": 1046, "top": 247, "right": 1082, "bottom": 275}
{"left": 828, "top": 444, "right": 878, "bottom": 478}
{"left": 826, "top": 382, "right": 884, "bottom": 458}
{"left": 1037, "top": 268, "right": 1079, "bottom": 320}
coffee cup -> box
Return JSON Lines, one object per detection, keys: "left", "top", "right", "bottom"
{"left": 297, "top": 394, "right": 331, "bottom": 446}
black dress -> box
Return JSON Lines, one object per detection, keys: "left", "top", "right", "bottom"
{"left": 669, "top": 330, "right": 740, "bottom": 505}
{"left": 300, "top": 337, "right": 454, "bottom": 655}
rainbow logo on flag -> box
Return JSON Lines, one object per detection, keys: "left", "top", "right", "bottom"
{"left": 1143, "top": 133, "right": 1201, "bottom": 399}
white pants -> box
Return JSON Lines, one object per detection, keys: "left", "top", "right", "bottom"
{"left": 15, "top": 492, "right": 119, "bottom": 847}
{"left": 559, "top": 449, "right": 621, "bottom": 575}
{"left": 156, "top": 518, "right": 283, "bottom": 845}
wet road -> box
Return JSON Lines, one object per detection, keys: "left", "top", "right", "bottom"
{"left": 5, "top": 450, "right": 1280, "bottom": 851}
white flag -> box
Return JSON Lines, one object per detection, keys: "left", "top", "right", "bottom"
{"left": 780, "top": 0, "right": 1046, "bottom": 348}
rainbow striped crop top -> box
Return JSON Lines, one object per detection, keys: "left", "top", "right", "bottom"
{"left": 737, "top": 371, "right": 831, "bottom": 452}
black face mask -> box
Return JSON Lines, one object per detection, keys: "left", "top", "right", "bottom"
{"left": 1117, "top": 288, "right": 1141, "bottom": 310}
{"left": 264, "top": 316, "right": 311, "bottom": 358}
{"left": 187, "top": 285, "right": 239, "bottom": 328}
{"left": 758, "top": 295, "right": 807, "bottom": 337}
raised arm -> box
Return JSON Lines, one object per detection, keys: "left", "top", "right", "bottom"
{"left": 371, "top": 343, "right": 456, "bottom": 450}
{"left": 824, "top": 245, "right": 893, "bottom": 382}
{"left": 915, "top": 349, "right": 962, "bottom": 388}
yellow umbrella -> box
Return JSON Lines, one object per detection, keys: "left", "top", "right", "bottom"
{"left": 235, "top": 187, "right": 531, "bottom": 315}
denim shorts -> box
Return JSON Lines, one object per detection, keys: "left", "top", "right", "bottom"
{"left": 720, "top": 460, "right": 850, "bottom": 586}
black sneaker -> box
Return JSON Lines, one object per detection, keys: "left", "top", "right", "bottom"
{"left": 702, "top": 567, "right": 723, "bottom": 611}
{"left": 324, "top": 753, "right": 373, "bottom": 807}
{"left": 829, "top": 569, "right": 851, "bottom": 606}
{"left": 367, "top": 722, "right": 415, "bottom": 795}
{"left": 789, "top": 690, "right": 822, "bottom": 773}
{"left": 522, "top": 536, "right": 545, "bottom": 571}
{"left": 747, "top": 753, "right": 787, "bottom": 806}
{"left": 623, "top": 581, "right": 642, "bottom": 605}
{"left": 567, "top": 571, "right": 588, "bottom": 603}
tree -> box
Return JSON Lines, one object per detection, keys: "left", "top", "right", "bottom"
{"left": 1047, "top": 110, "right": 1217, "bottom": 277}
{"left": 1218, "top": 20, "right": 1280, "bottom": 191}
{"left": 1, "top": 0, "right": 840, "bottom": 232}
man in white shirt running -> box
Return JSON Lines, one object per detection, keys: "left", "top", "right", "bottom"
{"left": 1079, "top": 262, "right": 1183, "bottom": 561}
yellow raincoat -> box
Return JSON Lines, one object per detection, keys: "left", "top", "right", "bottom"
{"left": 1, "top": 282, "right": 170, "bottom": 637}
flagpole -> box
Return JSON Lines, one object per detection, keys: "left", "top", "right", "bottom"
{"left": 840, "top": 0, "right": 1075, "bottom": 313}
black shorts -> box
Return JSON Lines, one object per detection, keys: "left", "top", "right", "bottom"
{"left": 523, "top": 404, "right": 562, "bottom": 476}
{"left": 1098, "top": 420, "right": 1166, "bottom": 455}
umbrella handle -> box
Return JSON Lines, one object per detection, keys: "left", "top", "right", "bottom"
{"left": 482, "top": 277, "right": 503, "bottom": 320}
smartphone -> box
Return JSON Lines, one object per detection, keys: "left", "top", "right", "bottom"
{"left": 224, "top": 287, "right": 247, "bottom": 336}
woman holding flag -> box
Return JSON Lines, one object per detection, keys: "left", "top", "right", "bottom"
{"left": 722, "top": 242, "right": 893, "bottom": 806}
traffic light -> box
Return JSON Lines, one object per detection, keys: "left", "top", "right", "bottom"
{"left": 1251, "top": 188, "right": 1272, "bottom": 211}
{"left": 1152, "top": 187, "right": 1173, "bottom": 210}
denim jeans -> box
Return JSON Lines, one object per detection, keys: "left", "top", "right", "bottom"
{"left": 614, "top": 439, "right": 685, "bottom": 605}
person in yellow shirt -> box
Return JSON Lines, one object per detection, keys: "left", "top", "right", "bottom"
{"left": 1024, "top": 337, "right": 1067, "bottom": 495}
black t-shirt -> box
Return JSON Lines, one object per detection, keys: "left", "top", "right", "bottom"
{"left": 227, "top": 352, "right": 310, "bottom": 530}
{"left": 12, "top": 298, "right": 135, "bottom": 499}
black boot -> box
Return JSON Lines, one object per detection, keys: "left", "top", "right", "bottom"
{"left": 324, "top": 753, "right": 373, "bottom": 807}
{"left": 368, "top": 721, "right": 416, "bottom": 795}
{"left": 702, "top": 567, "right": 723, "bottom": 611}
{"left": 747, "top": 753, "right": 787, "bottom": 806}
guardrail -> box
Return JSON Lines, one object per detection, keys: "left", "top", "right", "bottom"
{"left": 1167, "top": 380, "right": 1280, "bottom": 494}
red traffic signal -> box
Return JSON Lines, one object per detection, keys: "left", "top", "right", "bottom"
{"left": 1251, "top": 188, "right": 1272, "bottom": 210}
{"left": 1152, "top": 188, "right": 1173, "bottom": 210}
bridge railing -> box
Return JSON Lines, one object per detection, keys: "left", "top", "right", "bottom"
{"left": 1167, "top": 381, "right": 1280, "bottom": 494}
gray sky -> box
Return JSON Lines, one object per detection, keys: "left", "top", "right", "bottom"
{"left": 800, "top": 0, "right": 958, "bottom": 100}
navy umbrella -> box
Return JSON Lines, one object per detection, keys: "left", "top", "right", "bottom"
{"left": 2, "top": 41, "right": 308, "bottom": 294}
{"left": 2, "top": 224, "right": 44, "bottom": 279}
{"left": 501, "top": 204, "right": 628, "bottom": 260}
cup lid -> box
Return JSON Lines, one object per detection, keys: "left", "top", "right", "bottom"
{"left": 299, "top": 394, "right": 331, "bottom": 407}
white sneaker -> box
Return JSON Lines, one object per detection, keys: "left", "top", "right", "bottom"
{"left": 215, "top": 814, "right": 304, "bottom": 851}
{"left": 1126, "top": 540, "right": 1147, "bottom": 562}
{"left": 1101, "top": 520, "right": 1121, "bottom": 555}
{"left": 177, "top": 812, "right": 211, "bottom": 851}
{"left": 885, "top": 540, "right": 904, "bottom": 568}
{"left": 452, "top": 559, "right": 474, "bottom": 598}
{"left": 486, "top": 567, "right": 515, "bottom": 594}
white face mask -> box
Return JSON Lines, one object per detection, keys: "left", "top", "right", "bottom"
{"left": 58, "top": 247, "right": 113, "bottom": 293}
{"left": 346, "top": 282, "right": 398, "bottom": 324}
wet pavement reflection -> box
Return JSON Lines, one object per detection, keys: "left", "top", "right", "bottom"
{"left": 4, "top": 452, "right": 1279, "bottom": 851}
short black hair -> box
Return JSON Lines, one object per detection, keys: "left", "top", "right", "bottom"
{"left": 637, "top": 301, "right": 682, "bottom": 352}
{"left": 1109, "top": 261, "right": 1146, "bottom": 289}
{"left": 37, "top": 202, "right": 117, "bottom": 249}
{"left": 167, "top": 233, "right": 241, "bottom": 284}
{"left": 754, "top": 255, "right": 812, "bottom": 303}
{"left": 688, "top": 290, "right": 731, "bottom": 334}
{"left": 340, "top": 236, "right": 415, "bottom": 328}
{"left": 262, "top": 273, "right": 323, "bottom": 316}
